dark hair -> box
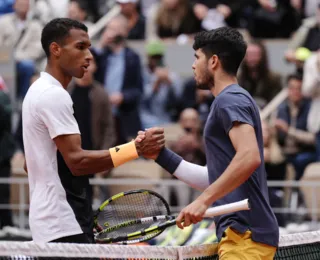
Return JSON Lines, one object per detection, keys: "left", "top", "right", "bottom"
{"left": 287, "top": 73, "right": 302, "bottom": 84}
{"left": 193, "top": 27, "right": 247, "bottom": 75}
{"left": 41, "top": 18, "right": 88, "bottom": 57}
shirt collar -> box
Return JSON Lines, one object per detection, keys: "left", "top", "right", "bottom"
{"left": 40, "top": 72, "right": 63, "bottom": 88}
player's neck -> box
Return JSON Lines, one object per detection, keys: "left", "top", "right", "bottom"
{"left": 211, "top": 75, "right": 238, "bottom": 97}
{"left": 45, "top": 64, "right": 72, "bottom": 89}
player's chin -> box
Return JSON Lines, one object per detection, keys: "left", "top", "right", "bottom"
{"left": 196, "top": 81, "right": 209, "bottom": 90}
{"left": 73, "top": 69, "right": 86, "bottom": 79}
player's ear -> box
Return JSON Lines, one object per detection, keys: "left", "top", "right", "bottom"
{"left": 209, "top": 54, "right": 218, "bottom": 70}
{"left": 50, "top": 42, "right": 61, "bottom": 58}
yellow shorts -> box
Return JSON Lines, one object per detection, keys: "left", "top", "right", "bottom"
{"left": 218, "top": 227, "right": 276, "bottom": 260}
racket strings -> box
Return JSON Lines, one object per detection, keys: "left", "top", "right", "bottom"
{"left": 96, "top": 192, "right": 169, "bottom": 239}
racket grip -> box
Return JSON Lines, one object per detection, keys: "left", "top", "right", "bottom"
{"left": 204, "top": 199, "right": 250, "bottom": 218}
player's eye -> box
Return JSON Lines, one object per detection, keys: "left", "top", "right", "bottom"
{"left": 77, "top": 45, "right": 85, "bottom": 50}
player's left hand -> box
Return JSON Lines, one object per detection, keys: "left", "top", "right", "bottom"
{"left": 176, "top": 199, "right": 209, "bottom": 229}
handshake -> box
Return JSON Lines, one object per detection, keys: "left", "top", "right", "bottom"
{"left": 134, "top": 127, "right": 165, "bottom": 160}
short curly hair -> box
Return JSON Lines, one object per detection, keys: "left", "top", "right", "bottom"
{"left": 193, "top": 27, "right": 247, "bottom": 76}
{"left": 41, "top": 18, "right": 88, "bottom": 57}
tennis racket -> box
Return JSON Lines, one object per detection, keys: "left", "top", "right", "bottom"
{"left": 94, "top": 189, "right": 250, "bottom": 244}
{"left": 94, "top": 189, "right": 171, "bottom": 243}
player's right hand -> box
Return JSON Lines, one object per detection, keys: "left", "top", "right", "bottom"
{"left": 135, "top": 127, "right": 165, "bottom": 160}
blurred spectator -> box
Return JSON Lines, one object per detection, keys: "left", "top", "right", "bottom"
{"left": 276, "top": 74, "right": 316, "bottom": 180}
{"left": 0, "top": 0, "right": 43, "bottom": 99}
{"left": 238, "top": 40, "right": 282, "bottom": 108}
{"left": 146, "top": 0, "right": 202, "bottom": 40}
{"left": 69, "top": 58, "right": 116, "bottom": 152}
{"left": 32, "top": 0, "right": 55, "bottom": 25}
{"left": 0, "top": 82, "right": 16, "bottom": 229}
{"left": 117, "top": 0, "right": 145, "bottom": 40}
{"left": 139, "top": 0, "right": 158, "bottom": 17}
{"left": 285, "top": 4, "right": 320, "bottom": 66}
{"left": 246, "top": 0, "right": 300, "bottom": 38}
{"left": 67, "top": 0, "right": 93, "bottom": 28}
{"left": 262, "top": 120, "right": 286, "bottom": 227}
{"left": 0, "top": 0, "right": 14, "bottom": 15}
{"left": 170, "top": 108, "right": 206, "bottom": 166}
{"left": 140, "top": 40, "right": 183, "bottom": 128}
{"left": 303, "top": 0, "right": 320, "bottom": 18}
{"left": 93, "top": 14, "right": 143, "bottom": 144}
{"left": 290, "top": 0, "right": 319, "bottom": 18}
{"left": 179, "top": 77, "right": 214, "bottom": 125}
{"left": 302, "top": 48, "right": 320, "bottom": 160}
{"left": 191, "top": 0, "right": 251, "bottom": 29}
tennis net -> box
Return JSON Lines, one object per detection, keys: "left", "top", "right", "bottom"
{"left": 0, "top": 230, "right": 319, "bottom": 259}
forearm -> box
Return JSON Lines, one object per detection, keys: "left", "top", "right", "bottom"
{"left": 71, "top": 142, "right": 138, "bottom": 176}
{"left": 198, "top": 151, "right": 260, "bottom": 206}
{"left": 156, "top": 148, "right": 209, "bottom": 191}
{"left": 288, "top": 127, "right": 316, "bottom": 145}
{"left": 71, "top": 149, "right": 114, "bottom": 176}
{"left": 174, "top": 160, "right": 209, "bottom": 191}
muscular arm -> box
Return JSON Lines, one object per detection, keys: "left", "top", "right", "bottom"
{"left": 54, "top": 134, "right": 114, "bottom": 176}
{"left": 55, "top": 128, "right": 165, "bottom": 177}
{"left": 198, "top": 123, "right": 261, "bottom": 206}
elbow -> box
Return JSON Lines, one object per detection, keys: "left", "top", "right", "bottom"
{"left": 249, "top": 151, "right": 262, "bottom": 171}
{"left": 242, "top": 150, "right": 261, "bottom": 173}
{"left": 67, "top": 153, "right": 86, "bottom": 176}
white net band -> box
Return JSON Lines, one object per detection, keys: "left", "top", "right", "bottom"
{"left": 0, "top": 242, "right": 217, "bottom": 259}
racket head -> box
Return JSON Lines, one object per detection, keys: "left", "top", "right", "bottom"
{"left": 94, "top": 189, "right": 171, "bottom": 242}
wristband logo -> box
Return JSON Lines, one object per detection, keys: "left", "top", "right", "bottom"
{"left": 115, "top": 147, "right": 120, "bottom": 152}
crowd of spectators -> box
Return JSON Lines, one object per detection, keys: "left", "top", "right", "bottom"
{"left": 0, "top": 0, "right": 320, "bottom": 230}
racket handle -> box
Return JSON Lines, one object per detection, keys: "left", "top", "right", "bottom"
{"left": 204, "top": 199, "right": 250, "bottom": 218}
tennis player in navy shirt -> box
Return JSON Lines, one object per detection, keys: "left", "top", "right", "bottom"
{"left": 147, "top": 27, "right": 279, "bottom": 259}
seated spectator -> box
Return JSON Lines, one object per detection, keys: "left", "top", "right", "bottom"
{"left": 288, "top": 0, "right": 318, "bottom": 18}
{"left": 0, "top": 81, "right": 16, "bottom": 229}
{"left": 238, "top": 40, "right": 282, "bottom": 108}
{"left": 276, "top": 74, "right": 316, "bottom": 180}
{"left": 140, "top": 40, "right": 183, "bottom": 128}
{"left": 262, "top": 120, "right": 286, "bottom": 227}
{"left": 0, "top": 0, "right": 43, "bottom": 99}
{"left": 302, "top": 47, "right": 320, "bottom": 160}
{"left": 303, "top": 0, "right": 320, "bottom": 18}
{"left": 93, "top": 14, "right": 143, "bottom": 144}
{"left": 117, "top": 0, "right": 145, "bottom": 40}
{"left": 179, "top": 77, "right": 214, "bottom": 125}
{"left": 68, "top": 0, "right": 93, "bottom": 29}
{"left": 146, "top": 0, "right": 202, "bottom": 40}
{"left": 191, "top": 0, "right": 251, "bottom": 29}
{"left": 32, "top": 0, "right": 55, "bottom": 25}
{"left": 170, "top": 108, "right": 206, "bottom": 166}
{"left": 285, "top": 4, "right": 320, "bottom": 67}
{"left": 246, "top": 0, "right": 300, "bottom": 38}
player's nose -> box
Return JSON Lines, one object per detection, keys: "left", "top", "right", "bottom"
{"left": 85, "top": 49, "right": 93, "bottom": 62}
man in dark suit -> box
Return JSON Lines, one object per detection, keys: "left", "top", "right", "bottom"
{"left": 0, "top": 85, "right": 15, "bottom": 229}
{"left": 93, "top": 14, "right": 143, "bottom": 144}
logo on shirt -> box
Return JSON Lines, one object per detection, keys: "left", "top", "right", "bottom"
{"left": 115, "top": 147, "right": 120, "bottom": 152}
